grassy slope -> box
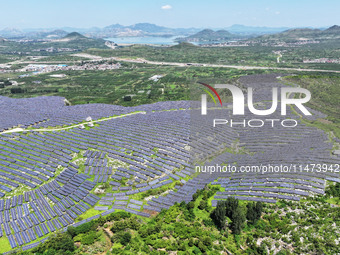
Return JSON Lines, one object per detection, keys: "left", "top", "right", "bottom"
{"left": 284, "top": 75, "right": 340, "bottom": 138}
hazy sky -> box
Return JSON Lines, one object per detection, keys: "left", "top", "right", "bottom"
{"left": 0, "top": 0, "right": 339, "bottom": 29}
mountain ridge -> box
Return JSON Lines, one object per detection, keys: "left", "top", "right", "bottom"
{"left": 0, "top": 23, "right": 338, "bottom": 40}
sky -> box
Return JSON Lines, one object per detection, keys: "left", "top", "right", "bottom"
{"left": 0, "top": 0, "right": 339, "bottom": 30}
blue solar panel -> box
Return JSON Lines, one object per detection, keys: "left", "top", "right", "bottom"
{"left": 23, "top": 216, "right": 33, "bottom": 228}
{"left": 8, "top": 234, "right": 17, "bottom": 248}
{"left": 34, "top": 225, "right": 43, "bottom": 237}
{"left": 63, "top": 214, "right": 73, "bottom": 224}
{"left": 4, "top": 210, "right": 10, "bottom": 222}
{"left": 40, "top": 223, "right": 49, "bottom": 235}
{"left": 3, "top": 222, "right": 11, "bottom": 235}
{"left": 23, "top": 204, "right": 29, "bottom": 216}
{"left": 10, "top": 208, "right": 17, "bottom": 221}
{"left": 66, "top": 209, "right": 77, "bottom": 219}
{"left": 35, "top": 211, "right": 45, "bottom": 223}
{"left": 22, "top": 231, "right": 31, "bottom": 243}
{"left": 17, "top": 218, "right": 27, "bottom": 231}
{"left": 46, "top": 221, "right": 56, "bottom": 232}
{"left": 58, "top": 217, "right": 68, "bottom": 227}
{"left": 29, "top": 213, "right": 39, "bottom": 225}
{"left": 52, "top": 219, "right": 62, "bottom": 229}
{"left": 28, "top": 228, "right": 37, "bottom": 241}
{"left": 75, "top": 204, "right": 86, "bottom": 213}
{"left": 17, "top": 206, "right": 23, "bottom": 218}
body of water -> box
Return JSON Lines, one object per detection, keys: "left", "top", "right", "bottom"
{"left": 105, "top": 36, "right": 181, "bottom": 45}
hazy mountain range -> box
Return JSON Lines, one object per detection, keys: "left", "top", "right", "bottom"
{"left": 0, "top": 23, "right": 326, "bottom": 39}
{"left": 0, "top": 23, "right": 338, "bottom": 45}
{"left": 256, "top": 25, "right": 340, "bottom": 41}
{"left": 0, "top": 23, "right": 199, "bottom": 39}
{"left": 177, "top": 25, "right": 340, "bottom": 43}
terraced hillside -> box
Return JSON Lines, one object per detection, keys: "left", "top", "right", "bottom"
{"left": 0, "top": 74, "right": 338, "bottom": 253}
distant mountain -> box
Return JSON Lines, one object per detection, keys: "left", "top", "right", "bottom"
{"left": 103, "top": 24, "right": 125, "bottom": 31}
{"left": 98, "top": 23, "right": 199, "bottom": 37}
{"left": 256, "top": 25, "right": 340, "bottom": 41}
{"left": 1, "top": 23, "right": 337, "bottom": 41}
{"left": 63, "top": 32, "right": 87, "bottom": 40}
{"left": 128, "top": 23, "right": 172, "bottom": 34}
{"left": 225, "top": 24, "right": 290, "bottom": 35}
{"left": 0, "top": 23, "right": 293, "bottom": 40}
{"left": 24, "top": 29, "right": 68, "bottom": 39}
{"left": 170, "top": 42, "right": 197, "bottom": 49}
{"left": 46, "top": 32, "right": 109, "bottom": 49}
{"left": 177, "top": 29, "right": 240, "bottom": 42}
{"left": 0, "top": 27, "right": 23, "bottom": 38}
{"left": 323, "top": 25, "right": 340, "bottom": 34}
{"left": 263, "top": 28, "right": 321, "bottom": 39}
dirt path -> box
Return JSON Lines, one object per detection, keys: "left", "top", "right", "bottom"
{"left": 99, "top": 229, "right": 112, "bottom": 255}
{"left": 0, "top": 111, "right": 146, "bottom": 135}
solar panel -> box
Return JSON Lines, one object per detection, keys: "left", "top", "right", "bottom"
{"left": 8, "top": 234, "right": 17, "bottom": 248}
{"left": 34, "top": 225, "right": 43, "bottom": 237}
{"left": 40, "top": 223, "right": 50, "bottom": 235}
{"left": 28, "top": 228, "right": 37, "bottom": 241}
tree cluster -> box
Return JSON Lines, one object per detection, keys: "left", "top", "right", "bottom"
{"left": 211, "top": 198, "right": 263, "bottom": 234}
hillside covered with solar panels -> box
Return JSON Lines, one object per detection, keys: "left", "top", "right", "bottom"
{"left": 0, "top": 74, "right": 339, "bottom": 253}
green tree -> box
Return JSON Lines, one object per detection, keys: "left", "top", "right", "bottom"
{"left": 211, "top": 201, "right": 226, "bottom": 229}
{"left": 246, "top": 203, "right": 256, "bottom": 224}
{"left": 67, "top": 226, "right": 76, "bottom": 238}
{"left": 231, "top": 206, "right": 246, "bottom": 235}
{"left": 255, "top": 202, "right": 263, "bottom": 219}
{"left": 225, "top": 197, "right": 239, "bottom": 218}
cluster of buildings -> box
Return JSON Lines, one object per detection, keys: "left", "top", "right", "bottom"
{"left": 32, "top": 47, "right": 80, "bottom": 53}
{"left": 260, "top": 40, "right": 320, "bottom": 47}
{"left": 199, "top": 40, "right": 320, "bottom": 48}
{"left": 19, "top": 62, "right": 121, "bottom": 74}
{"left": 20, "top": 64, "right": 68, "bottom": 74}
{"left": 200, "top": 41, "right": 252, "bottom": 47}
{"left": 303, "top": 58, "right": 340, "bottom": 64}
{"left": 74, "top": 62, "right": 121, "bottom": 71}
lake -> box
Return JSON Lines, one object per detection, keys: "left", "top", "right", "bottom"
{"left": 105, "top": 36, "right": 182, "bottom": 45}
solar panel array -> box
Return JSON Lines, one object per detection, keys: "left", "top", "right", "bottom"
{"left": 0, "top": 74, "right": 338, "bottom": 252}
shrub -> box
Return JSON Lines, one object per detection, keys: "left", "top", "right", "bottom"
{"left": 33, "top": 232, "right": 75, "bottom": 254}
{"left": 120, "top": 232, "right": 132, "bottom": 246}
{"left": 81, "top": 231, "right": 98, "bottom": 245}
{"left": 111, "top": 221, "right": 127, "bottom": 233}
{"left": 203, "top": 218, "right": 214, "bottom": 227}
{"left": 198, "top": 200, "right": 208, "bottom": 210}
{"left": 192, "top": 246, "right": 201, "bottom": 254}
{"left": 203, "top": 236, "right": 212, "bottom": 247}
{"left": 198, "top": 241, "right": 207, "bottom": 252}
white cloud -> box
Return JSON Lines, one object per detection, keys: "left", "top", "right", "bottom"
{"left": 275, "top": 11, "right": 281, "bottom": 15}
{"left": 161, "top": 5, "right": 172, "bottom": 10}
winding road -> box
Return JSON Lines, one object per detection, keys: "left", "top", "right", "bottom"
{"left": 73, "top": 53, "right": 340, "bottom": 74}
